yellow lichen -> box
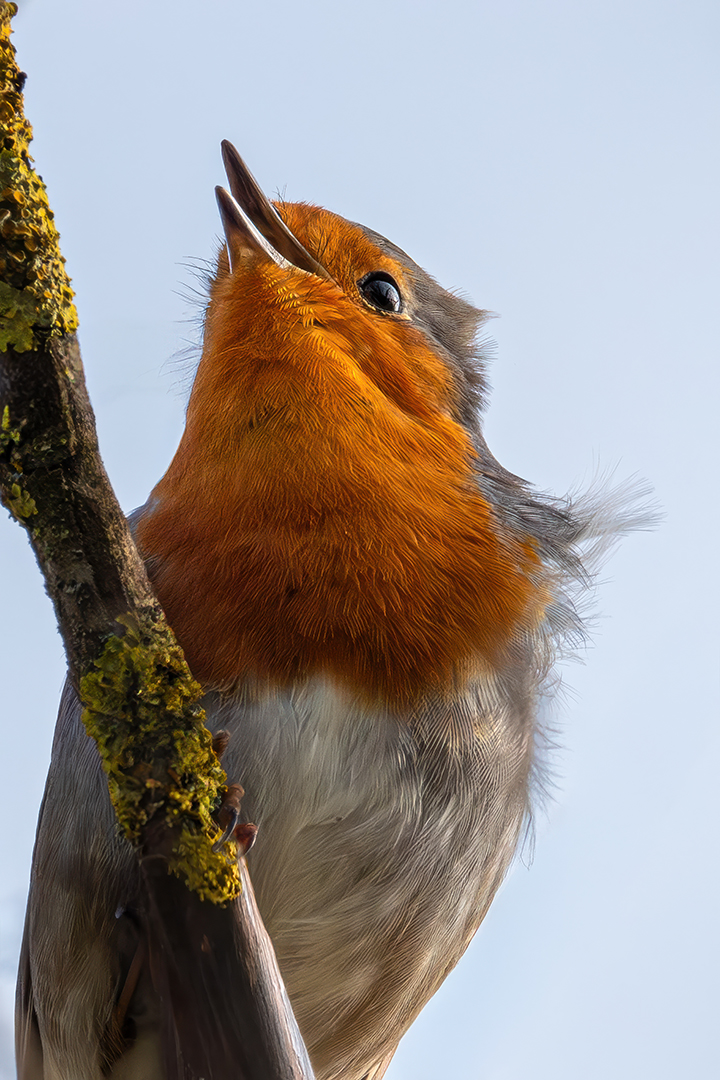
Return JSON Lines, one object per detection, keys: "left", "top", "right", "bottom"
{"left": 81, "top": 612, "right": 241, "bottom": 905}
{"left": 0, "top": 3, "right": 78, "bottom": 351}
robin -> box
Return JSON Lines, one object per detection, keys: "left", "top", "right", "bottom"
{"left": 17, "top": 142, "right": 645, "bottom": 1080}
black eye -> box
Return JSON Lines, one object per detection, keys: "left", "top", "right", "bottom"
{"left": 357, "top": 271, "right": 403, "bottom": 314}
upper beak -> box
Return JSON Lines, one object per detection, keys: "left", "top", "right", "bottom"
{"left": 215, "top": 141, "right": 332, "bottom": 281}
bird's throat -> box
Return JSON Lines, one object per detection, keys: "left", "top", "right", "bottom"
{"left": 135, "top": 271, "right": 546, "bottom": 704}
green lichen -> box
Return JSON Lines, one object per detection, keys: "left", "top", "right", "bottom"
{"left": 6, "top": 478, "right": 35, "bottom": 517}
{"left": 0, "top": 402, "right": 19, "bottom": 447}
{"left": 1, "top": 406, "right": 36, "bottom": 516}
{"left": 81, "top": 612, "right": 241, "bottom": 905}
{"left": 0, "top": 3, "right": 78, "bottom": 352}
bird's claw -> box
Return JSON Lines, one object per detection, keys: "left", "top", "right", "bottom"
{"left": 212, "top": 782, "right": 257, "bottom": 855}
{"left": 212, "top": 806, "right": 240, "bottom": 851}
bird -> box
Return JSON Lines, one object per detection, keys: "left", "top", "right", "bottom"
{"left": 16, "top": 141, "right": 646, "bottom": 1080}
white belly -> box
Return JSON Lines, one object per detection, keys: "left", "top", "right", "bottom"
{"left": 208, "top": 675, "right": 532, "bottom": 1080}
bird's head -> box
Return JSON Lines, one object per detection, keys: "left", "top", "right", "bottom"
{"left": 193, "top": 140, "right": 490, "bottom": 465}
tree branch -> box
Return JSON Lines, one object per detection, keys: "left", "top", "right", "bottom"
{"left": 0, "top": 6, "right": 314, "bottom": 1076}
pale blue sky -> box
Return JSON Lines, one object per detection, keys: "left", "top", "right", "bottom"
{"left": 1, "top": 1, "right": 718, "bottom": 1077}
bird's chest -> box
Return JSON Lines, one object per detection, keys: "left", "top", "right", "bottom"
{"left": 135, "top": 382, "right": 546, "bottom": 704}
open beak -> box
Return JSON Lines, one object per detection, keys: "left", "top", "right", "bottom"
{"left": 215, "top": 141, "right": 332, "bottom": 281}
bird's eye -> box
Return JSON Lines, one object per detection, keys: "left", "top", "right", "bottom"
{"left": 357, "top": 272, "right": 403, "bottom": 314}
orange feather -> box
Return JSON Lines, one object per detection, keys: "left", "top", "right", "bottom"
{"left": 136, "top": 206, "right": 547, "bottom": 704}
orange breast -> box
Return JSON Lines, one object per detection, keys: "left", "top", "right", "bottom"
{"left": 135, "top": 212, "right": 547, "bottom": 705}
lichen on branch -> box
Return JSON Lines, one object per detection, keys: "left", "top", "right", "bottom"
{"left": 82, "top": 612, "right": 241, "bottom": 904}
{"left": 0, "top": 1, "right": 78, "bottom": 351}
{"left": 0, "top": 2, "right": 240, "bottom": 906}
